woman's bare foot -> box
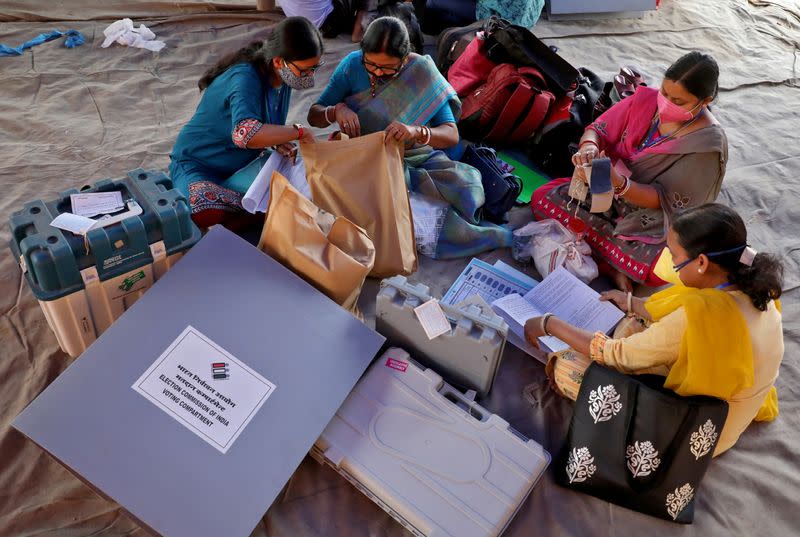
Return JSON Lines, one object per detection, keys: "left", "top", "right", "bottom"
{"left": 612, "top": 270, "right": 634, "bottom": 293}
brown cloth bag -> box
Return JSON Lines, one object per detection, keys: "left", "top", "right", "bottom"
{"left": 301, "top": 131, "right": 417, "bottom": 277}
{"left": 258, "top": 172, "right": 375, "bottom": 312}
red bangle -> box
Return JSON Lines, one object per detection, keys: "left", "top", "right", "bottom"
{"left": 293, "top": 123, "right": 304, "bottom": 141}
{"left": 579, "top": 140, "right": 599, "bottom": 149}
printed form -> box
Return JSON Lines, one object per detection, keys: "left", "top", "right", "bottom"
{"left": 493, "top": 267, "right": 624, "bottom": 354}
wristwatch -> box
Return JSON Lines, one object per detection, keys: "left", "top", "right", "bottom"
{"left": 293, "top": 123, "right": 304, "bottom": 141}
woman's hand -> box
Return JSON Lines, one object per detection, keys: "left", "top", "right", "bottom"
{"left": 573, "top": 149, "right": 608, "bottom": 184}
{"left": 297, "top": 125, "right": 316, "bottom": 144}
{"left": 599, "top": 290, "right": 629, "bottom": 311}
{"left": 334, "top": 104, "right": 361, "bottom": 138}
{"left": 573, "top": 164, "right": 589, "bottom": 184}
{"left": 523, "top": 317, "right": 545, "bottom": 349}
{"left": 384, "top": 121, "right": 420, "bottom": 144}
{"left": 572, "top": 142, "right": 599, "bottom": 167}
{"left": 274, "top": 142, "right": 298, "bottom": 163}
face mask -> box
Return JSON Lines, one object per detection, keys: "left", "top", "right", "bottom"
{"left": 278, "top": 64, "right": 315, "bottom": 90}
{"left": 657, "top": 92, "right": 701, "bottom": 123}
{"left": 653, "top": 247, "right": 685, "bottom": 286}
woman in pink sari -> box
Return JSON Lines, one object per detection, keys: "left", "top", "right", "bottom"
{"left": 531, "top": 52, "right": 728, "bottom": 291}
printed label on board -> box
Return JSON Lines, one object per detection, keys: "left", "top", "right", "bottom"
{"left": 102, "top": 250, "right": 145, "bottom": 271}
{"left": 132, "top": 326, "right": 276, "bottom": 454}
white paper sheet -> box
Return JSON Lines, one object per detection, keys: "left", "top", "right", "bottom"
{"left": 492, "top": 293, "right": 568, "bottom": 353}
{"left": 413, "top": 299, "right": 451, "bottom": 340}
{"left": 131, "top": 326, "right": 276, "bottom": 454}
{"left": 523, "top": 267, "right": 624, "bottom": 332}
{"left": 242, "top": 151, "right": 309, "bottom": 213}
{"left": 50, "top": 212, "right": 97, "bottom": 235}
{"left": 492, "top": 267, "right": 624, "bottom": 357}
{"left": 70, "top": 191, "right": 124, "bottom": 217}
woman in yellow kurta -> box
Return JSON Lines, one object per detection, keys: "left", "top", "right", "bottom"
{"left": 525, "top": 203, "right": 784, "bottom": 455}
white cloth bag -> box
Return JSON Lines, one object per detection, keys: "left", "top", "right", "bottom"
{"left": 516, "top": 220, "right": 599, "bottom": 283}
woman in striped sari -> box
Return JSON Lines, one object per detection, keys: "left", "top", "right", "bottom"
{"left": 308, "top": 16, "right": 511, "bottom": 259}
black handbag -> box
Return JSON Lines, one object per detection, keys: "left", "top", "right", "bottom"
{"left": 557, "top": 363, "right": 729, "bottom": 524}
{"left": 460, "top": 144, "right": 522, "bottom": 224}
{"left": 526, "top": 67, "right": 605, "bottom": 178}
{"left": 483, "top": 22, "right": 580, "bottom": 94}
{"left": 434, "top": 16, "right": 506, "bottom": 75}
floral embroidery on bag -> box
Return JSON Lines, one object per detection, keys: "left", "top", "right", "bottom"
{"left": 626, "top": 441, "right": 662, "bottom": 478}
{"left": 588, "top": 384, "right": 622, "bottom": 424}
{"left": 671, "top": 192, "right": 690, "bottom": 210}
{"left": 666, "top": 483, "right": 695, "bottom": 520}
{"left": 689, "top": 419, "right": 719, "bottom": 460}
{"left": 566, "top": 447, "right": 597, "bottom": 483}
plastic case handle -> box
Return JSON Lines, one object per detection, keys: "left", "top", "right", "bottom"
{"left": 438, "top": 384, "right": 489, "bottom": 422}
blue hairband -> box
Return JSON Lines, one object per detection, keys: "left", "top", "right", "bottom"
{"left": 673, "top": 244, "right": 756, "bottom": 271}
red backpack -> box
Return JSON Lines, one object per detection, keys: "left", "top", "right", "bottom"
{"left": 460, "top": 63, "right": 555, "bottom": 145}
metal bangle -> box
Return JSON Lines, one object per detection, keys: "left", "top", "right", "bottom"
{"left": 324, "top": 105, "right": 334, "bottom": 125}
{"left": 541, "top": 312, "right": 555, "bottom": 336}
{"left": 626, "top": 292, "right": 633, "bottom": 313}
{"left": 615, "top": 175, "right": 632, "bottom": 198}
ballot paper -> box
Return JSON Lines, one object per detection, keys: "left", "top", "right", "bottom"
{"left": 413, "top": 299, "right": 451, "bottom": 340}
{"left": 70, "top": 191, "right": 124, "bottom": 217}
{"left": 493, "top": 266, "right": 624, "bottom": 354}
{"left": 50, "top": 212, "right": 96, "bottom": 235}
{"left": 243, "top": 151, "right": 309, "bottom": 213}
{"left": 441, "top": 258, "right": 536, "bottom": 307}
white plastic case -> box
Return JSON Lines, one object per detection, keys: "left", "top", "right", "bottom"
{"left": 312, "top": 348, "right": 550, "bottom": 537}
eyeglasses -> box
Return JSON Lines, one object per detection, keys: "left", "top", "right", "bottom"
{"left": 672, "top": 256, "right": 696, "bottom": 272}
{"left": 362, "top": 58, "right": 405, "bottom": 77}
{"left": 285, "top": 59, "right": 325, "bottom": 77}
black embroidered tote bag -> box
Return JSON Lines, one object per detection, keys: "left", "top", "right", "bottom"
{"left": 557, "top": 363, "right": 729, "bottom": 523}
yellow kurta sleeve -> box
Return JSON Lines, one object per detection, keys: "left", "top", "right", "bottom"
{"left": 598, "top": 308, "right": 688, "bottom": 374}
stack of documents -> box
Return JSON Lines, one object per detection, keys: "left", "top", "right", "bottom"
{"left": 492, "top": 267, "right": 624, "bottom": 356}
{"left": 443, "top": 260, "right": 624, "bottom": 362}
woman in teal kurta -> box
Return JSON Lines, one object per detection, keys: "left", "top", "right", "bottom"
{"left": 169, "top": 17, "right": 323, "bottom": 228}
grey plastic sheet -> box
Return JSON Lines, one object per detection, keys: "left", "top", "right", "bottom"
{"left": 0, "top": 1, "right": 798, "bottom": 535}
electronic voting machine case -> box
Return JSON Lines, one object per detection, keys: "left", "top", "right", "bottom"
{"left": 312, "top": 348, "right": 550, "bottom": 537}
{"left": 376, "top": 276, "right": 508, "bottom": 397}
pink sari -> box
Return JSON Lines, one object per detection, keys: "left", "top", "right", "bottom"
{"left": 531, "top": 86, "right": 728, "bottom": 285}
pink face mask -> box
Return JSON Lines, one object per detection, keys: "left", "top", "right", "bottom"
{"left": 657, "top": 92, "right": 701, "bottom": 123}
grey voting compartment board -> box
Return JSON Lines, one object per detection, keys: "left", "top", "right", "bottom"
{"left": 312, "top": 348, "right": 550, "bottom": 537}
{"left": 13, "top": 226, "right": 385, "bottom": 537}
{"left": 376, "top": 275, "right": 508, "bottom": 397}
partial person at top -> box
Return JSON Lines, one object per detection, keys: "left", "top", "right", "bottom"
{"left": 308, "top": 16, "right": 512, "bottom": 259}
{"left": 169, "top": 17, "right": 322, "bottom": 229}
{"left": 279, "top": 0, "right": 359, "bottom": 38}
{"left": 532, "top": 52, "right": 728, "bottom": 292}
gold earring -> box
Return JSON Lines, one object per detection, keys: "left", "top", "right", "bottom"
{"left": 698, "top": 269, "right": 702, "bottom": 273}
